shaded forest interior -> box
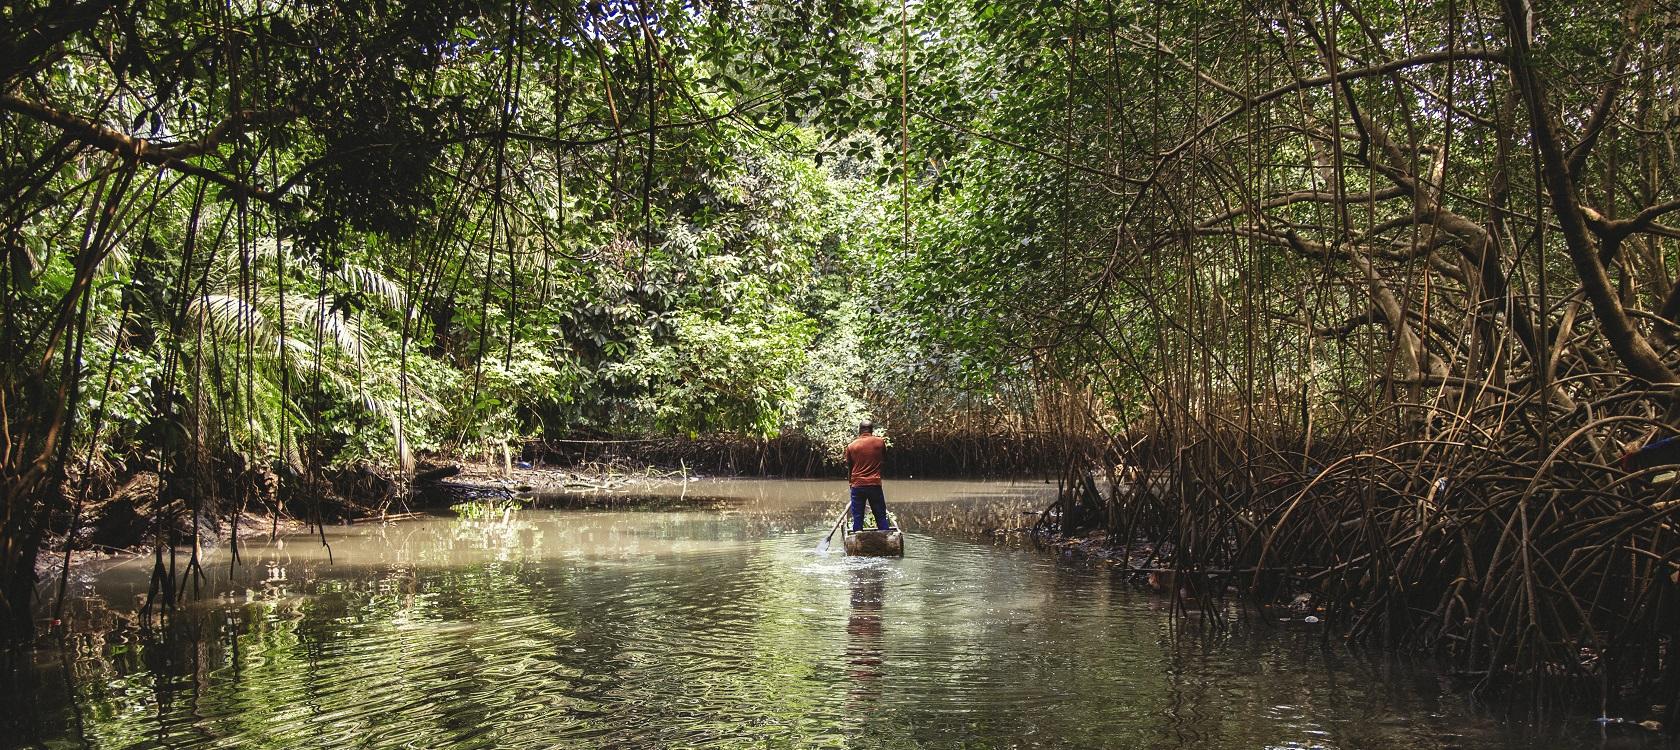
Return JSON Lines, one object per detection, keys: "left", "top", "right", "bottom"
{"left": 7, "top": 0, "right": 1680, "bottom": 721}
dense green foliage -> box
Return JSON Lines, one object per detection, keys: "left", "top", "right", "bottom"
{"left": 10, "top": 0, "right": 1680, "bottom": 716}
{"left": 0, "top": 0, "right": 944, "bottom": 634}
{"left": 858, "top": 0, "right": 1680, "bottom": 712}
{"left": 3, "top": 0, "right": 911, "bottom": 483}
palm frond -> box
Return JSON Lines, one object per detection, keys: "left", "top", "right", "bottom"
{"left": 284, "top": 293, "right": 366, "bottom": 362}
{"left": 189, "top": 293, "right": 276, "bottom": 346}
{"left": 338, "top": 262, "right": 409, "bottom": 313}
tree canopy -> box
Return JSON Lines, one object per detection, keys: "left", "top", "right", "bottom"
{"left": 8, "top": 0, "right": 1680, "bottom": 710}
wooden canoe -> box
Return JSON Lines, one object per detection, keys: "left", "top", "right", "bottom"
{"left": 843, "top": 527, "right": 904, "bottom": 557}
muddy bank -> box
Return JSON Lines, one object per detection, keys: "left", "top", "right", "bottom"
{"left": 40, "top": 427, "right": 1074, "bottom": 577}
{"left": 37, "top": 459, "right": 662, "bottom": 582}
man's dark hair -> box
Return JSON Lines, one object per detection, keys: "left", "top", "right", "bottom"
{"left": 859, "top": 421, "right": 875, "bottom": 434}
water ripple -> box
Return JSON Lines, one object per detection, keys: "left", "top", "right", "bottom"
{"left": 11, "top": 483, "right": 1640, "bottom": 750}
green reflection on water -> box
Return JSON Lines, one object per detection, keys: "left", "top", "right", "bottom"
{"left": 8, "top": 480, "right": 1660, "bottom": 749}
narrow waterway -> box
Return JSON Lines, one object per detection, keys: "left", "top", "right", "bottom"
{"left": 5, "top": 480, "right": 1662, "bottom": 749}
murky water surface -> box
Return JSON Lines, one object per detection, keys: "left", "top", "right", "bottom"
{"left": 7, "top": 479, "right": 1663, "bottom": 749}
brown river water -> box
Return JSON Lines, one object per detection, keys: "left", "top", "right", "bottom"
{"left": 5, "top": 479, "right": 1670, "bottom": 749}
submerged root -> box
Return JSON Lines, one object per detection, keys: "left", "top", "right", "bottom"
{"left": 1049, "top": 385, "right": 1680, "bottom": 717}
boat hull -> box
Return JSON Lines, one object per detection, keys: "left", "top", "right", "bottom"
{"left": 843, "top": 529, "right": 904, "bottom": 557}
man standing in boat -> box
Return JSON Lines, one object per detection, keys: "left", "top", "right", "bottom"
{"left": 844, "top": 421, "right": 893, "bottom": 531}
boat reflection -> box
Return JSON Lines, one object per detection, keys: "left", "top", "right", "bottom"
{"left": 845, "top": 565, "right": 887, "bottom": 709}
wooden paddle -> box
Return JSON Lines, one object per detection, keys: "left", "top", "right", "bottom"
{"left": 815, "top": 506, "right": 850, "bottom": 554}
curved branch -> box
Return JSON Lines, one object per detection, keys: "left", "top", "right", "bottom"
{"left": 0, "top": 93, "right": 282, "bottom": 204}
{"left": 1156, "top": 48, "right": 1509, "bottom": 163}
{"left": 1501, "top": 0, "right": 1676, "bottom": 385}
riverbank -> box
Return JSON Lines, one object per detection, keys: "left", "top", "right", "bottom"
{"left": 34, "top": 460, "right": 1673, "bottom": 736}
{"left": 29, "top": 471, "right": 1680, "bottom": 742}
{"left": 444, "top": 469, "right": 1338, "bottom": 630}
{"left": 36, "top": 467, "right": 1059, "bottom": 601}
{"left": 18, "top": 477, "right": 1666, "bottom": 750}
{"left": 36, "top": 464, "right": 1367, "bottom": 629}
{"left": 35, "top": 459, "right": 686, "bottom": 584}
{"left": 35, "top": 424, "right": 1073, "bottom": 584}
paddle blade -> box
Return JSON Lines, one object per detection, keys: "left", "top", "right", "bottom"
{"left": 816, "top": 506, "right": 848, "bottom": 554}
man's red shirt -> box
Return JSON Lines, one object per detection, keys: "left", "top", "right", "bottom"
{"left": 843, "top": 435, "right": 885, "bottom": 488}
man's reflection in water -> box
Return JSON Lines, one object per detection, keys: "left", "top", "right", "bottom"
{"left": 846, "top": 565, "right": 887, "bottom": 709}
